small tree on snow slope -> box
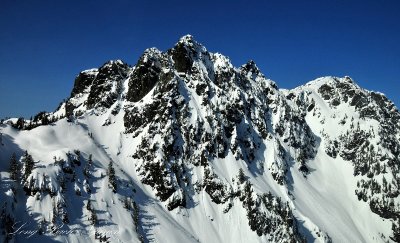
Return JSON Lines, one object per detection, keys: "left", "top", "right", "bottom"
{"left": 108, "top": 161, "right": 117, "bottom": 192}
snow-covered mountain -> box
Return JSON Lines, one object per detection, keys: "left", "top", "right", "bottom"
{"left": 1, "top": 35, "right": 399, "bottom": 243}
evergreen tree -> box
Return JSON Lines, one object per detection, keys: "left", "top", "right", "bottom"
{"left": 58, "top": 175, "right": 66, "bottom": 192}
{"left": 238, "top": 168, "right": 246, "bottom": 184}
{"left": 124, "top": 197, "right": 132, "bottom": 210}
{"left": 73, "top": 150, "right": 81, "bottom": 166}
{"left": 88, "top": 154, "right": 93, "bottom": 166}
{"left": 62, "top": 211, "right": 69, "bottom": 224}
{"left": 86, "top": 199, "right": 97, "bottom": 224}
{"left": 9, "top": 153, "right": 19, "bottom": 181}
{"left": 83, "top": 154, "right": 93, "bottom": 178}
{"left": 22, "top": 151, "right": 34, "bottom": 181}
{"left": 28, "top": 116, "right": 33, "bottom": 129}
{"left": 41, "top": 115, "right": 49, "bottom": 125}
{"left": 38, "top": 217, "right": 46, "bottom": 235}
{"left": 108, "top": 161, "right": 117, "bottom": 192}
{"left": 86, "top": 200, "right": 92, "bottom": 211}
{"left": 132, "top": 200, "right": 143, "bottom": 243}
{"left": 242, "top": 181, "right": 254, "bottom": 210}
{"left": 14, "top": 117, "right": 25, "bottom": 130}
{"left": 132, "top": 201, "right": 139, "bottom": 227}
{"left": 52, "top": 201, "right": 58, "bottom": 224}
{"left": 90, "top": 208, "right": 97, "bottom": 225}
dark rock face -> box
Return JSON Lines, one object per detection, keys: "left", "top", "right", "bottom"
{"left": 318, "top": 84, "right": 334, "bottom": 100}
{"left": 240, "top": 60, "right": 261, "bottom": 78}
{"left": 86, "top": 61, "right": 129, "bottom": 109}
{"left": 170, "top": 41, "right": 193, "bottom": 73}
{"left": 71, "top": 71, "right": 97, "bottom": 97}
{"left": 169, "top": 35, "right": 207, "bottom": 73}
{"left": 126, "top": 49, "right": 165, "bottom": 103}
{"left": 65, "top": 101, "right": 75, "bottom": 118}
{"left": 65, "top": 70, "right": 98, "bottom": 117}
{"left": 65, "top": 60, "right": 129, "bottom": 116}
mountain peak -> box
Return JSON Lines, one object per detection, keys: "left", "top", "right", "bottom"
{"left": 100, "top": 59, "right": 128, "bottom": 69}
{"left": 168, "top": 35, "right": 208, "bottom": 73}
{"left": 178, "top": 34, "right": 195, "bottom": 43}
{"left": 175, "top": 34, "right": 206, "bottom": 53}
{"left": 143, "top": 47, "right": 162, "bottom": 55}
{"left": 177, "top": 34, "right": 199, "bottom": 47}
{"left": 240, "top": 59, "right": 263, "bottom": 79}
{"left": 300, "top": 76, "right": 357, "bottom": 90}
{"left": 2, "top": 35, "right": 400, "bottom": 243}
{"left": 242, "top": 60, "right": 259, "bottom": 71}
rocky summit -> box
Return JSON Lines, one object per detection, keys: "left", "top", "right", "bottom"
{"left": 0, "top": 35, "right": 399, "bottom": 243}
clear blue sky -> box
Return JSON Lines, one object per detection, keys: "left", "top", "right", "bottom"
{"left": 1, "top": 0, "right": 399, "bottom": 118}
